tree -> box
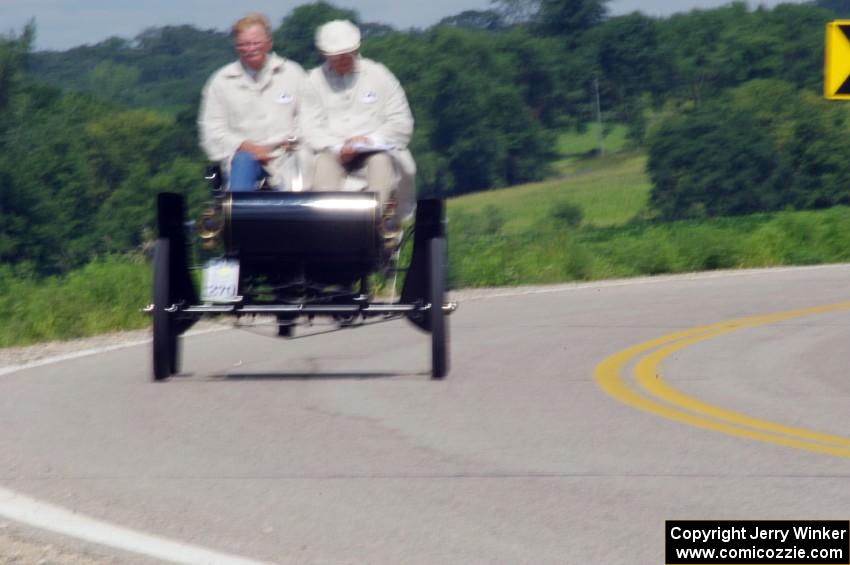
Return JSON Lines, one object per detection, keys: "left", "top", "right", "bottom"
{"left": 495, "top": 28, "right": 582, "bottom": 128}
{"left": 0, "top": 90, "right": 104, "bottom": 272}
{"left": 816, "top": 0, "right": 850, "bottom": 17}
{"left": 534, "top": 0, "right": 610, "bottom": 44}
{"left": 415, "top": 28, "right": 556, "bottom": 193}
{"left": 0, "top": 21, "right": 33, "bottom": 119}
{"left": 655, "top": 3, "right": 747, "bottom": 103}
{"left": 0, "top": 42, "right": 18, "bottom": 126}
{"left": 359, "top": 23, "right": 396, "bottom": 39}
{"left": 776, "top": 91, "right": 850, "bottom": 210}
{"left": 647, "top": 74, "right": 850, "bottom": 221}
{"left": 589, "top": 13, "right": 671, "bottom": 140}
{"left": 273, "top": 3, "right": 359, "bottom": 69}
{"left": 655, "top": 2, "right": 832, "bottom": 104}
{"left": 719, "top": 79, "right": 850, "bottom": 211}
{"left": 29, "top": 26, "right": 231, "bottom": 113}
{"left": 647, "top": 102, "right": 783, "bottom": 220}
{"left": 490, "top": 0, "right": 540, "bottom": 25}
{"left": 436, "top": 10, "right": 506, "bottom": 31}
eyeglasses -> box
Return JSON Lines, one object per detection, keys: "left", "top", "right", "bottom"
{"left": 235, "top": 40, "right": 267, "bottom": 50}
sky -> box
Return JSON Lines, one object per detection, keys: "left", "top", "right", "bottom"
{"left": 3, "top": 0, "right": 809, "bottom": 52}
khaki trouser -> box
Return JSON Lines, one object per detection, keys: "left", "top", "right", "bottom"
{"left": 313, "top": 151, "right": 395, "bottom": 208}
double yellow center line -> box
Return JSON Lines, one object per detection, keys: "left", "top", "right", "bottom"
{"left": 594, "top": 302, "right": 850, "bottom": 458}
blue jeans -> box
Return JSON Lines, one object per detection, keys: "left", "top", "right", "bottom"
{"left": 229, "top": 151, "right": 265, "bottom": 191}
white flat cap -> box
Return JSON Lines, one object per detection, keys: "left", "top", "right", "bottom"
{"left": 315, "top": 20, "right": 361, "bottom": 56}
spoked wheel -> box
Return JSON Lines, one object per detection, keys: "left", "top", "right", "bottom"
{"left": 152, "top": 238, "right": 178, "bottom": 381}
{"left": 429, "top": 237, "right": 449, "bottom": 379}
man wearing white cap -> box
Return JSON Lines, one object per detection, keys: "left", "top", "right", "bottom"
{"left": 198, "top": 14, "right": 317, "bottom": 190}
{"left": 305, "top": 19, "right": 416, "bottom": 220}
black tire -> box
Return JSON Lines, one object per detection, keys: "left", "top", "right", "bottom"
{"left": 153, "top": 238, "right": 175, "bottom": 381}
{"left": 429, "top": 237, "right": 448, "bottom": 379}
{"left": 277, "top": 317, "right": 294, "bottom": 337}
{"left": 169, "top": 323, "right": 180, "bottom": 374}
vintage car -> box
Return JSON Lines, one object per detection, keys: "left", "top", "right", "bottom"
{"left": 147, "top": 170, "right": 454, "bottom": 381}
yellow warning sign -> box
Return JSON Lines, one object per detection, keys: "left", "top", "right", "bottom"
{"left": 825, "top": 21, "right": 850, "bottom": 100}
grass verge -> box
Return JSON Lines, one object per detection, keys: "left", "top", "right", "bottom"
{"left": 0, "top": 257, "right": 150, "bottom": 348}
{"left": 447, "top": 206, "right": 850, "bottom": 288}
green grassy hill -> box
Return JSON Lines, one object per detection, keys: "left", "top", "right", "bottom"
{"left": 450, "top": 152, "right": 650, "bottom": 232}
{"left": 445, "top": 148, "right": 850, "bottom": 288}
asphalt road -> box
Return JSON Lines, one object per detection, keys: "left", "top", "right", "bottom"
{"left": 2, "top": 265, "right": 850, "bottom": 564}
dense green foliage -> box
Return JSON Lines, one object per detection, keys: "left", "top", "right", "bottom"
{"left": 648, "top": 102, "right": 784, "bottom": 219}
{"left": 22, "top": 1, "right": 846, "bottom": 202}
{"left": 29, "top": 26, "right": 231, "bottom": 113}
{"left": 273, "top": 3, "right": 361, "bottom": 69}
{"left": 447, "top": 206, "right": 850, "bottom": 287}
{"left": 2, "top": 0, "right": 850, "bottom": 287}
{"left": 648, "top": 81, "right": 850, "bottom": 220}
{"left": 816, "top": 0, "right": 850, "bottom": 17}
{"left": 0, "top": 27, "right": 208, "bottom": 277}
{"left": 642, "top": 1, "right": 850, "bottom": 220}
{"left": 0, "top": 257, "right": 150, "bottom": 347}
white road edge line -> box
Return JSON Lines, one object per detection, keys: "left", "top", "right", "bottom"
{"left": 453, "top": 263, "right": 850, "bottom": 301}
{"left": 0, "top": 326, "right": 227, "bottom": 377}
{"left": 0, "top": 486, "right": 271, "bottom": 564}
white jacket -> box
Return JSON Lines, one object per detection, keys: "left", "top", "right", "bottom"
{"left": 198, "top": 53, "right": 318, "bottom": 189}
{"left": 305, "top": 58, "right": 417, "bottom": 217}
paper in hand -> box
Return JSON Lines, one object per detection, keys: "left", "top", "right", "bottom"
{"left": 349, "top": 141, "right": 395, "bottom": 154}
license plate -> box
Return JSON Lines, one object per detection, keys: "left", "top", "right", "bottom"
{"left": 201, "top": 259, "right": 241, "bottom": 302}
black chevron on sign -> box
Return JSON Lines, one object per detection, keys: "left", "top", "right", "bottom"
{"left": 839, "top": 26, "right": 850, "bottom": 95}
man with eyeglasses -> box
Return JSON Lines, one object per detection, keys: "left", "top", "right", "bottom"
{"left": 199, "top": 14, "right": 317, "bottom": 190}
{"left": 304, "top": 20, "right": 416, "bottom": 225}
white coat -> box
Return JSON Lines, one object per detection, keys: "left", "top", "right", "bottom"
{"left": 198, "top": 53, "right": 318, "bottom": 189}
{"left": 305, "top": 58, "right": 417, "bottom": 218}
